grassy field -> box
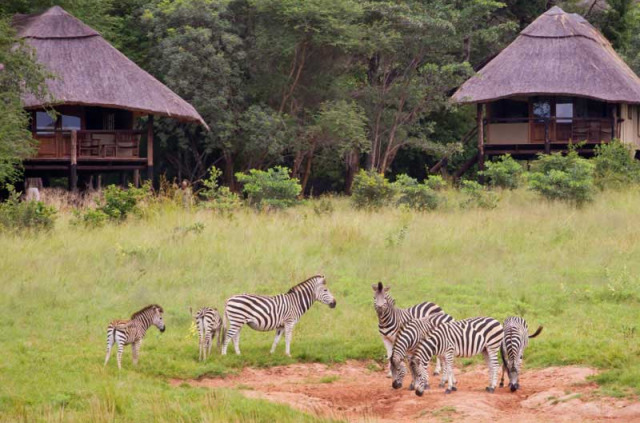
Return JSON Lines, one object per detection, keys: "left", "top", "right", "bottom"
{"left": 1, "top": 189, "right": 639, "bottom": 421}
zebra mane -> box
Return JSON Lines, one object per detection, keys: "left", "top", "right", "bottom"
{"left": 287, "top": 275, "right": 324, "bottom": 294}
{"left": 131, "top": 304, "right": 163, "bottom": 319}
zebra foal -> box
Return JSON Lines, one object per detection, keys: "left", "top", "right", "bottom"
{"left": 192, "top": 306, "right": 222, "bottom": 361}
{"left": 410, "top": 317, "right": 504, "bottom": 395}
{"left": 500, "top": 316, "right": 543, "bottom": 392}
{"left": 372, "top": 282, "right": 448, "bottom": 376}
{"left": 222, "top": 275, "right": 336, "bottom": 357}
{"left": 390, "top": 313, "right": 454, "bottom": 390}
{"left": 104, "top": 304, "right": 165, "bottom": 370}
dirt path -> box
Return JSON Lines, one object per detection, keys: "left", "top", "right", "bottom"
{"left": 172, "top": 361, "right": 640, "bottom": 422}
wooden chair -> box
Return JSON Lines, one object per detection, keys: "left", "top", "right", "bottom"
{"left": 78, "top": 132, "right": 99, "bottom": 156}
{"left": 115, "top": 132, "right": 139, "bottom": 158}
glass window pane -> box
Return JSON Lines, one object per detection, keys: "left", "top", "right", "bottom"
{"left": 61, "top": 115, "right": 81, "bottom": 130}
{"left": 489, "top": 99, "right": 528, "bottom": 120}
{"left": 556, "top": 100, "right": 573, "bottom": 123}
{"left": 36, "top": 112, "right": 56, "bottom": 133}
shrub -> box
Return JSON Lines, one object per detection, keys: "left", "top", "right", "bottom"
{"left": 351, "top": 170, "right": 396, "bottom": 209}
{"left": 235, "top": 166, "right": 301, "bottom": 210}
{"left": 424, "top": 174, "right": 447, "bottom": 191}
{"left": 312, "top": 197, "right": 335, "bottom": 216}
{"left": 0, "top": 185, "right": 57, "bottom": 233}
{"left": 72, "top": 208, "right": 108, "bottom": 228}
{"left": 394, "top": 174, "right": 439, "bottom": 211}
{"left": 200, "top": 166, "right": 242, "bottom": 215}
{"left": 527, "top": 151, "right": 595, "bottom": 206}
{"left": 593, "top": 139, "right": 640, "bottom": 189}
{"left": 73, "top": 183, "right": 150, "bottom": 227}
{"left": 480, "top": 154, "right": 523, "bottom": 189}
{"left": 459, "top": 180, "right": 498, "bottom": 209}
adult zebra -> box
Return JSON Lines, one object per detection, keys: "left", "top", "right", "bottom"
{"left": 500, "top": 316, "right": 543, "bottom": 392}
{"left": 372, "top": 282, "right": 448, "bottom": 375}
{"left": 390, "top": 313, "right": 454, "bottom": 390}
{"left": 410, "top": 317, "right": 504, "bottom": 395}
{"left": 222, "top": 275, "right": 336, "bottom": 356}
{"left": 191, "top": 306, "right": 223, "bottom": 361}
{"left": 104, "top": 304, "right": 165, "bottom": 370}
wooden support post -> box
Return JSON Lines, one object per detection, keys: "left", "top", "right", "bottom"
{"left": 97, "top": 174, "right": 102, "bottom": 190}
{"left": 147, "top": 115, "right": 154, "bottom": 182}
{"left": 544, "top": 119, "right": 551, "bottom": 154}
{"left": 133, "top": 169, "right": 140, "bottom": 188}
{"left": 613, "top": 106, "right": 619, "bottom": 139}
{"left": 477, "top": 104, "right": 485, "bottom": 183}
{"left": 121, "top": 172, "right": 128, "bottom": 188}
{"left": 69, "top": 130, "right": 78, "bottom": 192}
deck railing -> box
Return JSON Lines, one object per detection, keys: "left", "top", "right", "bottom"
{"left": 487, "top": 117, "right": 614, "bottom": 143}
{"left": 34, "top": 129, "right": 144, "bottom": 159}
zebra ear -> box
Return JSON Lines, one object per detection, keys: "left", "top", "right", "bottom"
{"left": 384, "top": 285, "right": 391, "bottom": 292}
{"left": 372, "top": 283, "right": 379, "bottom": 291}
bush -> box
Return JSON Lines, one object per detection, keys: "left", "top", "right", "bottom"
{"left": 200, "top": 166, "right": 241, "bottom": 215}
{"left": 351, "top": 170, "right": 396, "bottom": 209}
{"left": 480, "top": 154, "right": 523, "bottom": 189}
{"left": 235, "top": 166, "right": 301, "bottom": 210}
{"left": 72, "top": 208, "right": 108, "bottom": 228}
{"left": 528, "top": 151, "right": 595, "bottom": 206}
{"left": 593, "top": 140, "right": 640, "bottom": 189}
{"left": 424, "top": 174, "right": 447, "bottom": 191}
{"left": 460, "top": 180, "right": 499, "bottom": 209}
{"left": 73, "top": 183, "right": 149, "bottom": 227}
{"left": 0, "top": 185, "right": 57, "bottom": 232}
{"left": 394, "top": 174, "right": 439, "bottom": 211}
{"left": 312, "top": 197, "right": 335, "bottom": 216}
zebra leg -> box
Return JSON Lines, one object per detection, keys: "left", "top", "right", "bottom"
{"left": 434, "top": 356, "right": 441, "bottom": 376}
{"left": 383, "top": 337, "right": 394, "bottom": 377}
{"left": 207, "top": 333, "right": 213, "bottom": 359}
{"left": 132, "top": 340, "right": 140, "bottom": 366}
{"left": 205, "top": 332, "right": 213, "bottom": 360}
{"left": 500, "top": 364, "right": 506, "bottom": 388}
{"left": 232, "top": 331, "right": 241, "bottom": 355}
{"left": 104, "top": 332, "right": 113, "bottom": 366}
{"left": 284, "top": 323, "right": 295, "bottom": 357}
{"left": 445, "top": 353, "right": 455, "bottom": 393}
{"left": 116, "top": 342, "right": 124, "bottom": 370}
{"left": 484, "top": 350, "right": 499, "bottom": 392}
{"left": 438, "top": 355, "right": 447, "bottom": 388}
{"left": 198, "top": 334, "right": 203, "bottom": 361}
{"left": 222, "top": 323, "right": 242, "bottom": 355}
{"left": 270, "top": 327, "right": 284, "bottom": 354}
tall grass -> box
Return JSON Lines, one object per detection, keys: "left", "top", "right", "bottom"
{"left": 1, "top": 189, "right": 639, "bottom": 421}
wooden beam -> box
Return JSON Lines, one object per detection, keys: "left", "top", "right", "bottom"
{"left": 477, "top": 104, "right": 485, "bottom": 183}
{"left": 454, "top": 152, "right": 479, "bottom": 179}
{"left": 70, "top": 130, "right": 78, "bottom": 191}
{"left": 544, "top": 119, "right": 551, "bottom": 154}
{"left": 147, "top": 115, "right": 154, "bottom": 181}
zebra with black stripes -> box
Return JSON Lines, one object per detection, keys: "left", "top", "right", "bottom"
{"left": 192, "top": 306, "right": 223, "bottom": 361}
{"left": 104, "top": 304, "right": 165, "bottom": 370}
{"left": 410, "top": 317, "right": 504, "bottom": 395}
{"left": 390, "top": 312, "right": 454, "bottom": 390}
{"left": 221, "top": 275, "right": 337, "bottom": 356}
{"left": 372, "top": 282, "right": 448, "bottom": 376}
{"left": 500, "top": 316, "right": 543, "bottom": 392}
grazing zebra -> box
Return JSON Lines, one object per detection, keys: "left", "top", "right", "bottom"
{"left": 192, "top": 306, "right": 223, "bottom": 361}
{"left": 390, "top": 313, "right": 454, "bottom": 391}
{"left": 500, "top": 316, "right": 543, "bottom": 392}
{"left": 221, "top": 275, "right": 336, "bottom": 356}
{"left": 410, "top": 317, "right": 504, "bottom": 395}
{"left": 372, "top": 282, "right": 447, "bottom": 375}
{"left": 104, "top": 304, "right": 165, "bottom": 370}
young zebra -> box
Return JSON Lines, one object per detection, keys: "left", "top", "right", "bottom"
{"left": 410, "top": 317, "right": 504, "bottom": 395}
{"left": 500, "top": 316, "right": 543, "bottom": 392}
{"left": 192, "top": 306, "right": 223, "bottom": 361}
{"left": 372, "top": 282, "right": 448, "bottom": 375}
{"left": 104, "top": 304, "right": 165, "bottom": 370}
{"left": 221, "top": 275, "right": 336, "bottom": 356}
{"left": 390, "top": 312, "right": 454, "bottom": 391}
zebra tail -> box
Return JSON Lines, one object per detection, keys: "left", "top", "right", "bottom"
{"left": 529, "top": 326, "right": 543, "bottom": 338}
{"left": 220, "top": 310, "right": 228, "bottom": 352}
{"left": 500, "top": 343, "right": 508, "bottom": 369}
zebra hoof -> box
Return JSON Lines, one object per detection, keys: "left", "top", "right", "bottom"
{"left": 451, "top": 386, "right": 457, "bottom": 392}
{"left": 415, "top": 389, "right": 424, "bottom": 397}
{"left": 499, "top": 382, "right": 504, "bottom": 388}
{"left": 408, "top": 383, "right": 415, "bottom": 391}
{"left": 485, "top": 387, "right": 495, "bottom": 393}
{"left": 433, "top": 371, "right": 440, "bottom": 376}
{"left": 445, "top": 389, "right": 452, "bottom": 394}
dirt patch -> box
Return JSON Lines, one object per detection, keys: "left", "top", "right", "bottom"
{"left": 171, "top": 361, "right": 640, "bottom": 422}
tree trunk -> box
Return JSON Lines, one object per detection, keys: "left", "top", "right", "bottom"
{"left": 344, "top": 150, "right": 360, "bottom": 195}
{"left": 223, "top": 152, "right": 235, "bottom": 191}
{"left": 299, "top": 139, "right": 317, "bottom": 195}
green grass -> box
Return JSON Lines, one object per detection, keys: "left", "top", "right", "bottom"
{"left": 1, "top": 189, "right": 640, "bottom": 421}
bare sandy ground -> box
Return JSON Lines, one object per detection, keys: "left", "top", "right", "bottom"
{"left": 171, "top": 361, "right": 640, "bottom": 422}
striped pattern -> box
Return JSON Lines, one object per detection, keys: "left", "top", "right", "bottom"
{"left": 390, "top": 313, "right": 454, "bottom": 390}
{"left": 410, "top": 317, "right": 504, "bottom": 395}
{"left": 193, "top": 307, "right": 222, "bottom": 361}
{"left": 372, "top": 282, "right": 446, "bottom": 374}
{"left": 222, "top": 275, "right": 336, "bottom": 356}
{"left": 104, "top": 304, "right": 165, "bottom": 370}
{"left": 500, "top": 316, "right": 543, "bottom": 392}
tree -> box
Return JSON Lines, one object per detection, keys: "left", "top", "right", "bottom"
{"left": 0, "top": 17, "right": 50, "bottom": 184}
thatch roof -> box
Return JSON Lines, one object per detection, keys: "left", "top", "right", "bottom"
{"left": 13, "top": 6, "right": 207, "bottom": 127}
{"left": 452, "top": 6, "right": 640, "bottom": 104}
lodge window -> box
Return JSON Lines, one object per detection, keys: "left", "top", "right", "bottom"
{"left": 61, "top": 115, "right": 81, "bottom": 130}
{"left": 35, "top": 111, "right": 56, "bottom": 134}
{"left": 489, "top": 99, "right": 528, "bottom": 120}
{"left": 556, "top": 97, "right": 573, "bottom": 123}
{"left": 575, "top": 98, "right": 607, "bottom": 118}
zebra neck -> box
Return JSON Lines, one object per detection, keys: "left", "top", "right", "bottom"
{"left": 378, "top": 305, "right": 401, "bottom": 329}
{"left": 132, "top": 313, "right": 153, "bottom": 334}
{"left": 287, "top": 290, "right": 314, "bottom": 317}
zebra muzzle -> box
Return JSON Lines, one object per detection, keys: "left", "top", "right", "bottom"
{"left": 392, "top": 380, "right": 402, "bottom": 389}
{"left": 329, "top": 300, "right": 337, "bottom": 309}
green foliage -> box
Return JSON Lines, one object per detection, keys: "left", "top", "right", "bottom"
{"left": 480, "top": 154, "right": 523, "bottom": 189}
{"left": 200, "top": 166, "right": 242, "bottom": 215}
{"left": 460, "top": 180, "right": 499, "bottom": 209}
{"left": 73, "top": 184, "right": 149, "bottom": 226}
{"left": 236, "top": 166, "right": 301, "bottom": 210}
{"left": 312, "top": 196, "right": 335, "bottom": 216}
{"left": 593, "top": 139, "right": 640, "bottom": 188}
{"left": 425, "top": 175, "right": 447, "bottom": 191}
{"left": 394, "top": 174, "right": 439, "bottom": 211}
{"left": 351, "top": 170, "right": 396, "bottom": 209}
{"left": 0, "top": 185, "right": 57, "bottom": 232}
{"left": 72, "top": 208, "right": 108, "bottom": 228}
{"left": 528, "top": 151, "right": 596, "bottom": 207}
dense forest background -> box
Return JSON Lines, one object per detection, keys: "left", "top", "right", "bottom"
{"left": 2, "top": 0, "right": 640, "bottom": 193}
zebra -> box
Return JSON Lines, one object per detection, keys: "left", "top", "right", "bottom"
{"left": 390, "top": 312, "right": 454, "bottom": 391}
{"left": 104, "top": 304, "right": 165, "bottom": 370}
{"left": 410, "top": 317, "right": 504, "bottom": 395}
{"left": 221, "top": 275, "right": 336, "bottom": 357}
{"left": 191, "top": 306, "right": 223, "bottom": 361}
{"left": 372, "top": 282, "right": 447, "bottom": 376}
{"left": 500, "top": 316, "right": 543, "bottom": 392}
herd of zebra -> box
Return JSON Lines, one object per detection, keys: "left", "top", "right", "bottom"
{"left": 103, "top": 275, "right": 542, "bottom": 396}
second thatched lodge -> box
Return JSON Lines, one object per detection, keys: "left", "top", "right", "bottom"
{"left": 453, "top": 6, "right": 640, "bottom": 172}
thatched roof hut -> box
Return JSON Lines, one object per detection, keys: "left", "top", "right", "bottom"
{"left": 452, "top": 6, "right": 640, "bottom": 104}
{"left": 13, "top": 6, "right": 206, "bottom": 126}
